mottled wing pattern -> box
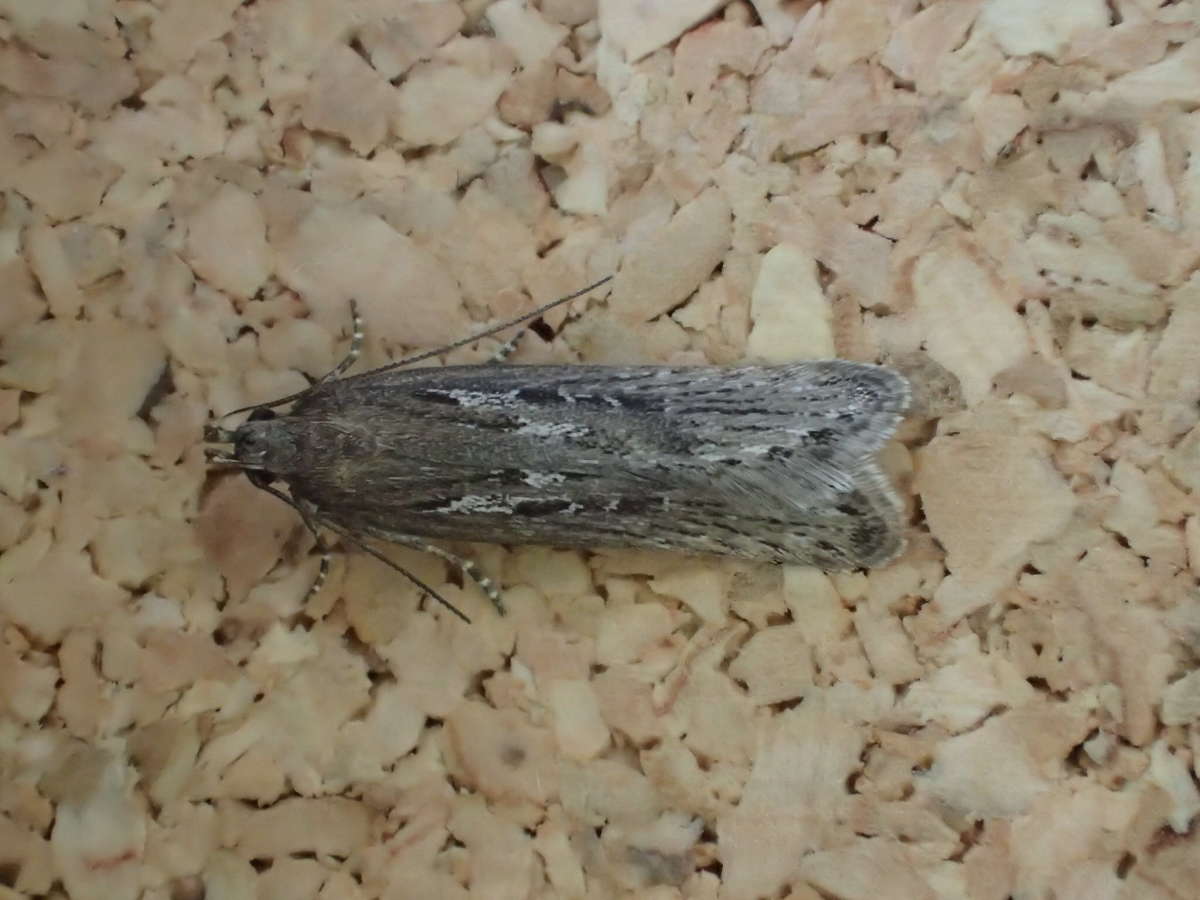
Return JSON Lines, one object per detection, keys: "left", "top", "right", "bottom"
{"left": 281, "top": 361, "right": 910, "bottom": 569}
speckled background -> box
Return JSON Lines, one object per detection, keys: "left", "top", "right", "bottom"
{"left": 2, "top": 1, "right": 1200, "bottom": 898}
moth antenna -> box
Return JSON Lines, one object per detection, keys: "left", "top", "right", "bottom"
{"left": 367, "top": 273, "right": 613, "bottom": 374}
{"left": 331, "top": 529, "right": 472, "bottom": 624}
{"left": 218, "top": 277, "right": 611, "bottom": 420}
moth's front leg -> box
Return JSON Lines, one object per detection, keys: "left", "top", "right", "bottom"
{"left": 358, "top": 529, "right": 506, "bottom": 615}
{"left": 307, "top": 500, "right": 505, "bottom": 618}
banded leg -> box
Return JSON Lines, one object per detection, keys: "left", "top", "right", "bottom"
{"left": 239, "top": 480, "right": 470, "bottom": 621}
{"left": 305, "top": 532, "right": 332, "bottom": 599}
{"left": 331, "top": 529, "right": 473, "bottom": 623}
{"left": 405, "top": 540, "right": 506, "bottom": 615}
{"left": 317, "top": 299, "right": 365, "bottom": 384}
{"left": 337, "top": 297, "right": 521, "bottom": 369}
{"left": 489, "top": 327, "right": 530, "bottom": 363}
{"left": 239, "top": 399, "right": 502, "bottom": 619}
{"left": 453, "top": 553, "right": 505, "bottom": 614}
{"left": 351, "top": 530, "right": 506, "bottom": 615}
{"left": 248, "top": 477, "right": 334, "bottom": 601}
{"left": 317, "top": 305, "right": 500, "bottom": 612}
{"left": 217, "top": 301, "right": 366, "bottom": 420}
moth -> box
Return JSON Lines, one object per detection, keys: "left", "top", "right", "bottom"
{"left": 207, "top": 278, "right": 910, "bottom": 621}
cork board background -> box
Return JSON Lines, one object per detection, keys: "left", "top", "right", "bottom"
{"left": 2, "top": 1, "right": 1200, "bottom": 898}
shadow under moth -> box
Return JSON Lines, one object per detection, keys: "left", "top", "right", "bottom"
{"left": 207, "top": 278, "right": 910, "bottom": 622}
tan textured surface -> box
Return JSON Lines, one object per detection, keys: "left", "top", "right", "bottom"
{"left": 2, "top": 1, "right": 1200, "bottom": 898}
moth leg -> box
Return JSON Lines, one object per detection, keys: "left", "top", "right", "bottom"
{"left": 248, "top": 476, "right": 335, "bottom": 600}
{"left": 489, "top": 328, "right": 527, "bottom": 363}
{"left": 331, "top": 529, "right": 472, "bottom": 623}
{"left": 363, "top": 533, "right": 505, "bottom": 614}
{"left": 275, "top": 496, "right": 475, "bottom": 623}
{"left": 338, "top": 294, "right": 525, "bottom": 366}
{"left": 307, "top": 531, "right": 332, "bottom": 599}
{"left": 458, "top": 555, "right": 505, "bottom": 615}
{"left": 216, "top": 302, "right": 365, "bottom": 419}
{"left": 409, "top": 541, "right": 506, "bottom": 615}
{"left": 318, "top": 298, "right": 365, "bottom": 384}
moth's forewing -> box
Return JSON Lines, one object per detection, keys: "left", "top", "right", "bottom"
{"left": 273, "top": 361, "right": 909, "bottom": 569}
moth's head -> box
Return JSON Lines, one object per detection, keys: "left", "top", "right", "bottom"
{"left": 231, "top": 410, "right": 302, "bottom": 474}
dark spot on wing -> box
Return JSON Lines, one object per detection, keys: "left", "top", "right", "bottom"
{"left": 613, "top": 496, "right": 662, "bottom": 515}
{"left": 513, "top": 498, "right": 574, "bottom": 516}
{"left": 406, "top": 498, "right": 456, "bottom": 512}
{"left": 806, "top": 427, "right": 835, "bottom": 445}
{"left": 512, "top": 384, "right": 561, "bottom": 404}
{"left": 411, "top": 389, "right": 462, "bottom": 405}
